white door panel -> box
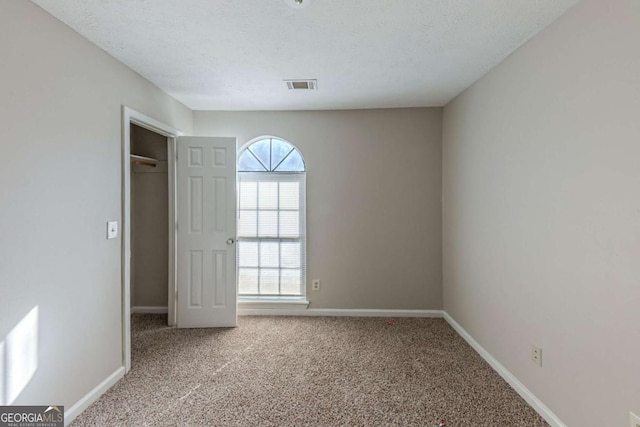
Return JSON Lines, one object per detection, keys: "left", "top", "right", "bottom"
{"left": 177, "top": 137, "right": 237, "bottom": 328}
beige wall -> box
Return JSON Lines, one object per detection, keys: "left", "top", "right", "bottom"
{"left": 13, "top": 0, "right": 636, "bottom": 423}
{"left": 131, "top": 125, "right": 169, "bottom": 308}
{"left": 0, "top": 0, "right": 192, "bottom": 412}
{"left": 195, "top": 109, "right": 443, "bottom": 309}
{"left": 442, "top": 0, "right": 640, "bottom": 425}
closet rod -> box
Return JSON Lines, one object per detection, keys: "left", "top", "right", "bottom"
{"left": 130, "top": 154, "right": 158, "bottom": 168}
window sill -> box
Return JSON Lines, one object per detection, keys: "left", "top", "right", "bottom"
{"left": 238, "top": 297, "right": 309, "bottom": 310}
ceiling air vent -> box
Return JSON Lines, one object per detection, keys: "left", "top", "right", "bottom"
{"left": 284, "top": 79, "right": 317, "bottom": 90}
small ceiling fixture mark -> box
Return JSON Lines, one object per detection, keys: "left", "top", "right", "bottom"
{"left": 285, "top": 0, "right": 311, "bottom": 9}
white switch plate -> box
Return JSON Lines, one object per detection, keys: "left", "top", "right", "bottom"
{"left": 107, "top": 221, "right": 118, "bottom": 239}
{"left": 312, "top": 279, "right": 321, "bottom": 291}
{"left": 630, "top": 411, "right": 640, "bottom": 427}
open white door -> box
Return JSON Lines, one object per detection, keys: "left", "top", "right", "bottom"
{"left": 176, "top": 137, "right": 237, "bottom": 328}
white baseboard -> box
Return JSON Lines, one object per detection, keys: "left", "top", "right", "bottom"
{"left": 64, "top": 366, "right": 125, "bottom": 426}
{"left": 238, "top": 308, "right": 444, "bottom": 317}
{"left": 131, "top": 306, "right": 168, "bottom": 314}
{"left": 443, "top": 312, "right": 566, "bottom": 427}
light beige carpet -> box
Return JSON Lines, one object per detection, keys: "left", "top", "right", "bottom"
{"left": 72, "top": 315, "right": 548, "bottom": 426}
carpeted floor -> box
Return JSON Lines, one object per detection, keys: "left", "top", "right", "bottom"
{"left": 71, "top": 315, "right": 548, "bottom": 426}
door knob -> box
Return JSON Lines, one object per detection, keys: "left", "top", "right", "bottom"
{"left": 227, "top": 238, "right": 235, "bottom": 245}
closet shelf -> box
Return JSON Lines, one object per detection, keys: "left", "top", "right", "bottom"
{"left": 130, "top": 154, "right": 158, "bottom": 167}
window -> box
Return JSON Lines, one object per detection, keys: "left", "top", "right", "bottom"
{"left": 237, "top": 137, "right": 306, "bottom": 298}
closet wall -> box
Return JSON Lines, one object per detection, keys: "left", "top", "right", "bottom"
{"left": 131, "top": 124, "right": 169, "bottom": 309}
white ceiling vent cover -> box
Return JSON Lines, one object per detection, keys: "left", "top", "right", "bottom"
{"left": 284, "top": 79, "right": 317, "bottom": 90}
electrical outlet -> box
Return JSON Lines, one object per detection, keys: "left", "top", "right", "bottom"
{"left": 531, "top": 345, "right": 542, "bottom": 367}
{"left": 312, "top": 279, "right": 321, "bottom": 291}
{"left": 630, "top": 411, "right": 640, "bottom": 427}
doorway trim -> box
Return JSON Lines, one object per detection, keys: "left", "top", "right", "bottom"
{"left": 122, "top": 106, "right": 183, "bottom": 372}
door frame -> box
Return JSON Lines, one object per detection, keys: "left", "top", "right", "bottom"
{"left": 121, "top": 106, "right": 183, "bottom": 372}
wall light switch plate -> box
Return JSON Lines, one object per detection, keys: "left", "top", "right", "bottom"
{"left": 107, "top": 221, "right": 118, "bottom": 239}
{"left": 630, "top": 411, "right": 640, "bottom": 427}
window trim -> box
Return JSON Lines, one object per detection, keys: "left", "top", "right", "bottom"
{"left": 237, "top": 296, "right": 309, "bottom": 310}
{"left": 237, "top": 156, "right": 307, "bottom": 299}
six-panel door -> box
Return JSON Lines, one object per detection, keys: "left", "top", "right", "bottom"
{"left": 176, "top": 137, "right": 237, "bottom": 328}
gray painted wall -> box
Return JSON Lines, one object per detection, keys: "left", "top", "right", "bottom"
{"left": 0, "top": 0, "right": 192, "bottom": 410}
{"left": 131, "top": 125, "right": 169, "bottom": 308}
{"left": 442, "top": 0, "right": 640, "bottom": 425}
{"left": 10, "top": 0, "right": 636, "bottom": 424}
{"left": 195, "top": 109, "right": 443, "bottom": 310}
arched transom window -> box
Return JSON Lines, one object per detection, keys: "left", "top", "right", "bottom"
{"left": 238, "top": 137, "right": 305, "bottom": 172}
{"left": 237, "top": 137, "right": 306, "bottom": 298}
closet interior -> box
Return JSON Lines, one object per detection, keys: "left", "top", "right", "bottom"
{"left": 130, "top": 124, "right": 169, "bottom": 313}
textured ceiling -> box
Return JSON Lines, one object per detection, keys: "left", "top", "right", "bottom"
{"left": 31, "top": 0, "right": 579, "bottom": 111}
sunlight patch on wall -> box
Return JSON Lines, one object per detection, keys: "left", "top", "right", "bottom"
{"left": 1, "top": 306, "right": 39, "bottom": 405}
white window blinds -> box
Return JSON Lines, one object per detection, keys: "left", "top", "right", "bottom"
{"left": 237, "top": 172, "right": 306, "bottom": 296}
